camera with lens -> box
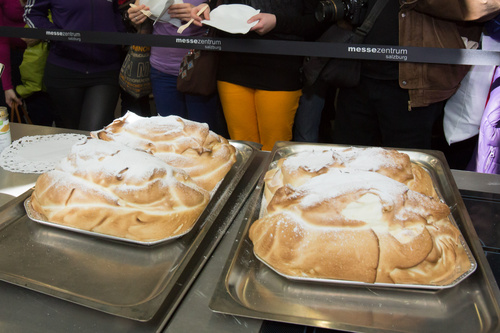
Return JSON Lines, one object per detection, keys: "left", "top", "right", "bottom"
{"left": 315, "top": 0, "right": 368, "bottom": 27}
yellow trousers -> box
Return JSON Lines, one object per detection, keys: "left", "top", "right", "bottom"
{"left": 217, "top": 81, "right": 302, "bottom": 151}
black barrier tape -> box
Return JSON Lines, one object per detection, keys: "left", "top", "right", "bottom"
{"left": 1, "top": 26, "right": 500, "bottom": 66}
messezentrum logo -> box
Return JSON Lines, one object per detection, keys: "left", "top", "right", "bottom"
{"left": 347, "top": 46, "right": 408, "bottom": 61}
{"left": 175, "top": 37, "right": 222, "bottom": 50}
{"left": 46, "top": 30, "right": 82, "bottom": 42}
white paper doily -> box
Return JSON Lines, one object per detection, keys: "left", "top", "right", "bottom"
{"left": 0, "top": 134, "right": 87, "bottom": 174}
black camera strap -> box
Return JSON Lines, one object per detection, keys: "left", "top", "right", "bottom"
{"left": 354, "top": 0, "right": 391, "bottom": 40}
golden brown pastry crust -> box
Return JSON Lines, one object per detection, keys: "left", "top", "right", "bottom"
{"left": 91, "top": 112, "right": 236, "bottom": 192}
{"left": 263, "top": 147, "right": 438, "bottom": 208}
{"left": 30, "top": 139, "right": 210, "bottom": 242}
{"left": 252, "top": 148, "right": 471, "bottom": 286}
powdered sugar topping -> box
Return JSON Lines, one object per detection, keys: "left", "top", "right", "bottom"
{"left": 58, "top": 138, "right": 178, "bottom": 183}
{"left": 282, "top": 147, "right": 403, "bottom": 174}
{"left": 283, "top": 150, "right": 338, "bottom": 172}
{"left": 297, "top": 169, "right": 408, "bottom": 208}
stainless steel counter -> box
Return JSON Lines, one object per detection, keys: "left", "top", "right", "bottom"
{"left": 0, "top": 123, "right": 264, "bottom": 333}
{"left": 1, "top": 123, "right": 499, "bottom": 333}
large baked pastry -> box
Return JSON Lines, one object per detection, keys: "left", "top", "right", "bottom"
{"left": 263, "top": 147, "right": 438, "bottom": 208}
{"left": 30, "top": 139, "right": 210, "bottom": 242}
{"left": 250, "top": 148, "right": 471, "bottom": 286}
{"left": 91, "top": 112, "right": 237, "bottom": 192}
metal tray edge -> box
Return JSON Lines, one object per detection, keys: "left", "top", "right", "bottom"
{"left": 209, "top": 142, "right": 500, "bottom": 332}
{"left": 0, "top": 141, "right": 259, "bottom": 324}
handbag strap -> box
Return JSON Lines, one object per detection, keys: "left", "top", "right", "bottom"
{"left": 353, "top": 0, "right": 391, "bottom": 40}
{"left": 10, "top": 101, "right": 33, "bottom": 124}
{"left": 10, "top": 102, "right": 20, "bottom": 123}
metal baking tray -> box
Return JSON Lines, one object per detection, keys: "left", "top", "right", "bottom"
{"left": 254, "top": 144, "right": 476, "bottom": 290}
{"left": 26, "top": 196, "right": 191, "bottom": 245}
{"left": 0, "top": 141, "right": 257, "bottom": 323}
{"left": 254, "top": 246, "right": 475, "bottom": 289}
{"left": 210, "top": 142, "right": 500, "bottom": 332}
{"left": 23, "top": 141, "right": 239, "bottom": 246}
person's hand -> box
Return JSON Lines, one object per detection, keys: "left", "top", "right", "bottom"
{"left": 21, "top": 38, "right": 41, "bottom": 47}
{"left": 190, "top": 4, "right": 211, "bottom": 27}
{"left": 168, "top": 3, "right": 195, "bottom": 22}
{"left": 4, "top": 89, "right": 21, "bottom": 108}
{"left": 248, "top": 13, "right": 275, "bottom": 35}
{"left": 128, "top": 0, "right": 149, "bottom": 25}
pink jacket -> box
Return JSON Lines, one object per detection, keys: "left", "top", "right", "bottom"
{"left": 0, "top": 0, "right": 26, "bottom": 91}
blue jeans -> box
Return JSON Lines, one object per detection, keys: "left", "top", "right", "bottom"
{"left": 150, "top": 67, "right": 227, "bottom": 135}
{"left": 293, "top": 80, "right": 327, "bottom": 142}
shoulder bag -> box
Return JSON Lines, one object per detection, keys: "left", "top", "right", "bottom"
{"left": 177, "top": 0, "right": 222, "bottom": 96}
{"left": 303, "top": 0, "right": 389, "bottom": 88}
{"left": 177, "top": 27, "right": 219, "bottom": 96}
{"left": 119, "top": 21, "right": 153, "bottom": 99}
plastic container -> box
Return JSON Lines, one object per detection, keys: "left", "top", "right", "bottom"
{"left": 0, "top": 106, "right": 12, "bottom": 154}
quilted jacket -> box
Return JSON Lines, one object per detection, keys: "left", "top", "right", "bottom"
{"left": 469, "top": 16, "right": 500, "bottom": 174}
{"left": 473, "top": 67, "right": 500, "bottom": 174}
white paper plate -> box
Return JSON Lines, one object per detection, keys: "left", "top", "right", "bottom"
{"left": 202, "top": 4, "right": 260, "bottom": 34}
{"left": 0, "top": 134, "right": 87, "bottom": 174}
{"left": 141, "top": 0, "right": 182, "bottom": 26}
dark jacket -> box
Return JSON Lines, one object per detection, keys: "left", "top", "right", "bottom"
{"left": 213, "top": 0, "right": 325, "bottom": 91}
{"left": 399, "top": 0, "right": 498, "bottom": 108}
{"left": 24, "top": 0, "right": 126, "bottom": 73}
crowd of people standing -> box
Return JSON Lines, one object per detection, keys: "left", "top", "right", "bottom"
{"left": 1, "top": 0, "right": 499, "bottom": 173}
